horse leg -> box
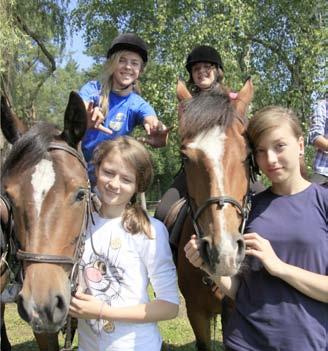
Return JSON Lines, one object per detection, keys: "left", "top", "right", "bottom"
{"left": 1, "top": 304, "right": 11, "bottom": 351}
{"left": 221, "top": 296, "right": 234, "bottom": 342}
{"left": 186, "top": 304, "right": 212, "bottom": 351}
{"left": 34, "top": 332, "right": 59, "bottom": 351}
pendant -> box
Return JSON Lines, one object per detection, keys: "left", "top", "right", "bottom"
{"left": 103, "top": 320, "right": 115, "bottom": 333}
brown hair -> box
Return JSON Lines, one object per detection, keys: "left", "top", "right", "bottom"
{"left": 247, "top": 106, "right": 308, "bottom": 179}
{"left": 92, "top": 136, "right": 154, "bottom": 238}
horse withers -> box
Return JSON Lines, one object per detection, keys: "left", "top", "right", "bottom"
{"left": 176, "top": 79, "right": 253, "bottom": 350}
{"left": 0, "top": 92, "right": 89, "bottom": 350}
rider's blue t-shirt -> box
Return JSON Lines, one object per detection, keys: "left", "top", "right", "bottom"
{"left": 79, "top": 80, "right": 156, "bottom": 180}
{"left": 225, "top": 183, "right": 328, "bottom": 351}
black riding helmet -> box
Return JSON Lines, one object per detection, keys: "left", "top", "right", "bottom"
{"left": 106, "top": 33, "right": 148, "bottom": 63}
{"left": 186, "top": 45, "right": 224, "bottom": 73}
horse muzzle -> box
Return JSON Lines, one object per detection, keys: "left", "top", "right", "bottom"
{"left": 200, "top": 234, "right": 245, "bottom": 276}
{"left": 16, "top": 264, "right": 71, "bottom": 333}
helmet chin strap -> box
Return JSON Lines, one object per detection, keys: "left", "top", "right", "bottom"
{"left": 112, "top": 81, "right": 135, "bottom": 93}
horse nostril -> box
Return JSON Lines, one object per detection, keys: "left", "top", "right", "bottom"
{"left": 17, "top": 294, "right": 30, "bottom": 323}
{"left": 237, "top": 238, "right": 245, "bottom": 259}
{"left": 50, "top": 294, "right": 68, "bottom": 324}
{"left": 200, "top": 239, "right": 219, "bottom": 273}
{"left": 56, "top": 294, "right": 65, "bottom": 311}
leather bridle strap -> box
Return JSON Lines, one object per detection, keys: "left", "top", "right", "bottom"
{"left": 188, "top": 194, "right": 250, "bottom": 239}
{"left": 16, "top": 250, "right": 75, "bottom": 265}
{"left": 48, "top": 142, "right": 87, "bottom": 170}
{"left": 193, "top": 196, "right": 247, "bottom": 221}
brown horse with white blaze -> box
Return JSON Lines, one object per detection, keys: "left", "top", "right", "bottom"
{"left": 1, "top": 92, "right": 89, "bottom": 350}
{"left": 176, "top": 79, "right": 253, "bottom": 350}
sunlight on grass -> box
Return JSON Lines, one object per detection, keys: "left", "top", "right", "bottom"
{"left": 4, "top": 297, "right": 224, "bottom": 350}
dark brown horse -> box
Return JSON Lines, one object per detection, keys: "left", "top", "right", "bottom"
{"left": 0, "top": 92, "right": 89, "bottom": 350}
{"left": 176, "top": 79, "right": 253, "bottom": 350}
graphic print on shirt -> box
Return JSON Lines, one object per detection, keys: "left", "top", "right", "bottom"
{"left": 80, "top": 248, "right": 125, "bottom": 334}
{"left": 109, "top": 112, "right": 126, "bottom": 132}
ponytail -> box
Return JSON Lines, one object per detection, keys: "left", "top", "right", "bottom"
{"left": 122, "top": 197, "right": 153, "bottom": 239}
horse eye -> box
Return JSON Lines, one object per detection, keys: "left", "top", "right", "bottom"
{"left": 180, "top": 152, "right": 189, "bottom": 162}
{"left": 3, "top": 191, "right": 14, "bottom": 207}
{"left": 75, "top": 189, "right": 87, "bottom": 202}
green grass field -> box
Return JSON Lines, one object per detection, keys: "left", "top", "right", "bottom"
{"left": 3, "top": 296, "right": 223, "bottom": 350}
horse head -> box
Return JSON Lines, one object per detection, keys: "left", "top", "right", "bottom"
{"left": 1, "top": 92, "right": 88, "bottom": 333}
{"left": 177, "top": 79, "right": 253, "bottom": 277}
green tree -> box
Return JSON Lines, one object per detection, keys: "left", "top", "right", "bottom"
{"left": 72, "top": 0, "right": 326, "bottom": 192}
{"left": 35, "top": 59, "right": 86, "bottom": 127}
{"left": 0, "top": 0, "right": 70, "bottom": 124}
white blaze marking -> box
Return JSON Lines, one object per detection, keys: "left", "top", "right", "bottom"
{"left": 188, "top": 126, "right": 234, "bottom": 254}
{"left": 31, "top": 159, "right": 56, "bottom": 217}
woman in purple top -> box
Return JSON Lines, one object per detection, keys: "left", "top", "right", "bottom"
{"left": 184, "top": 106, "right": 328, "bottom": 351}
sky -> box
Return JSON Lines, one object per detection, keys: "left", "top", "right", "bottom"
{"left": 64, "top": 30, "right": 95, "bottom": 71}
{"left": 64, "top": 0, "right": 95, "bottom": 71}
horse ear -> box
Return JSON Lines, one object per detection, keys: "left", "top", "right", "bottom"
{"left": 61, "top": 91, "right": 87, "bottom": 148}
{"left": 177, "top": 79, "right": 192, "bottom": 101}
{"left": 1, "top": 95, "right": 28, "bottom": 144}
{"left": 232, "top": 77, "right": 254, "bottom": 117}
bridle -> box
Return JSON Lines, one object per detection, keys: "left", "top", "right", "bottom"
{"left": 187, "top": 194, "right": 250, "bottom": 240}
{"left": 183, "top": 151, "right": 257, "bottom": 240}
{"left": 1, "top": 141, "right": 93, "bottom": 351}
{"left": 4, "top": 142, "right": 92, "bottom": 295}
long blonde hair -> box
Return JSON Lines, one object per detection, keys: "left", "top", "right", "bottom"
{"left": 99, "top": 50, "right": 144, "bottom": 117}
{"left": 247, "top": 106, "right": 308, "bottom": 179}
{"left": 92, "top": 136, "right": 154, "bottom": 238}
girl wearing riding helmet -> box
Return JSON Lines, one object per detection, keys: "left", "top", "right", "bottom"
{"left": 79, "top": 33, "right": 168, "bottom": 184}
{"left": 186, "top": 45, "right": 225, "bottom": 94}
{"left": 154, "top": 45, "right": 263, "bottom": 223}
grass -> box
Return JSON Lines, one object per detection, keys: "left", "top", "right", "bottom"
{"left": 3, "top": 295, "right": 224, "bottom": 350}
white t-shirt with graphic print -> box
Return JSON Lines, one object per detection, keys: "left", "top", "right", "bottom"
{"left": 77, "top": 213, "right": 179, "bottom": 351}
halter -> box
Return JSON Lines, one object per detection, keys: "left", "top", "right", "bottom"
{"left": 187, "top": 193, "right": 250, "bottom": 240}
{"left": 182, "top": 152, "right": 254, "bottom": 240}
{"left": 12, "top": 142, "right": 91, "bottom": 295}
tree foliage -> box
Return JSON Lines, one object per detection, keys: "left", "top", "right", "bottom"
{"left": 35, "top": 59, "right": 86, "bottom": 127}
{"left": 0, "top": 0, "right": 70, "bottom": 123}
{"left": 72, "top": 0, "right": 327, "bottom": 192}
{"left": 1, "top": 0, "right": 326, "bottom": 194}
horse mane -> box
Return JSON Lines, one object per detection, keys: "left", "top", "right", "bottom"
{"left": 179, "top": 87, "right": 244, "bottom": 140}
{"left": 1, "top": 122, "right": 61, "bottom": 178}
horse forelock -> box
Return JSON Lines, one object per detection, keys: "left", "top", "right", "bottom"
{"left": 179, "top": 89, "right": 238, "bottom": 141}
{"left": 1, "top": 122, "right": 60, "bottom": 179}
